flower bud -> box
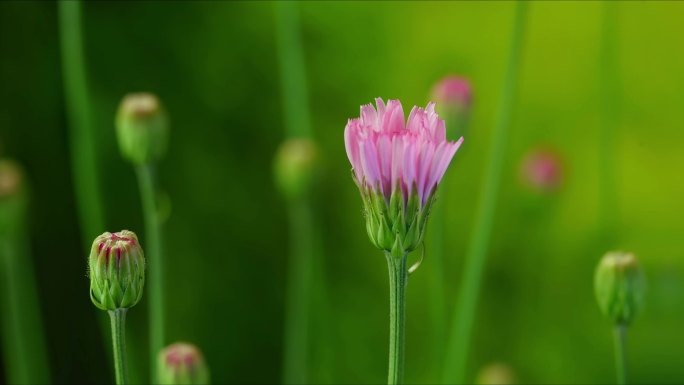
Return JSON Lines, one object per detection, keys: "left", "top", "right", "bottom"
{"left": 431, "top": 76, "right": 472, "bottom": 138}
{"left": 476, "top": 362, "right": 516, "bottom": 385}
{"left": 116, "top": 93, "right": 169, "bottom": 165}
{"left": 89, "top": 230, "right": 145, "bottom": 311}
{"left": 273, "top": 138, "right": 319, "bottom": 200}
{"left": 158, "top": 342, "right": 210, "bottom": 385}
{"left": 0, "top": 159, "right": 28, "bottom": 235}
{"left": 594, "top": 251, "right": 645, "bottom": 326}
{"left": 519, "top": 147, "right": 563, "bottom": 193}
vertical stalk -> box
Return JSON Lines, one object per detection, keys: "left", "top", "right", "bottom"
{"left": 613, "top": 325, "right": 627, "bottom": 385}
{"left": 109, "top": 309, "right": 129, "bottom": 385}
{"left": 275, "top": 2, "right": 320, "bottom": 384}
{"left": 427, "top": 200, "right": 446, "bottom": 370}
{"left": 282, "top": 196, "right": 314, "bottom": 383}
{"left": 385, "top": 252, "right": 408, "bottom": 385}
{"left": 599, "top": 1, "right": 619, "bottom": 244}
{"left": 135, "top": 164, "right": 164, "bottom": 381}
{"left": 442, "top": 3, "right": 528, "bottom": 384}
{"left": 58, "top": 0, "right": 105, "bottom": 243}
{"left": 0, "top": 226, "right": 51, "bottom": 384}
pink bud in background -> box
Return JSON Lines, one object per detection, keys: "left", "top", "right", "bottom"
{"left": 431, "top": 76, "right": 472, "bottom": 138}
{"left": 519, "top": 147, "right": 563, "bottom": 193}
{"left": 431, "top": 76, "right": 472, "bottom": 108}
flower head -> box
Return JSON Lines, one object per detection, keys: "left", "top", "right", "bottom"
{"left": 89, "top": 230, "right": 145, "bottom": 311}
{"left": 345, "top": 98, "right": 463, "bottom": 255}
{"left": 158, "top": 342, "right": 210, "bottom": 385}
{"left": 594, "top": 251, "right": 645, "bottom": 326}
{"left": 116, "top": 93, "right": 169, "bottom": 165}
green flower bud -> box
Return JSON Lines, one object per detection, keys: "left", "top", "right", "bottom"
{"left": 273, "top": 138, "right": 319, "bottom": 200}
{"left": 0, "top": 159, "right": 28, "bottom": 236}
{"left": 476, "top": 362, "right": 516, "bottom": 385}
{"left": 89, "top": 230, "right": 145, "bottom": 311}
{"left": 158, "top": 342, "right": 210, "bottom": 385}
{"left": 594, "top": 251, "right": 645, "bottom": 326}
{"left": 116, "top": 93, "right": 169, "bottom": 165}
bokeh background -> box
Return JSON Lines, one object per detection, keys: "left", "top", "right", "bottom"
{"left": 1, "top": 1, "right": 684, "bottom": 384}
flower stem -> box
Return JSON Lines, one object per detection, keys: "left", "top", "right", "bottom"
{"left": 442, "top": 3, "right": 528, "bottom": 384}
{"left": 613, "top": 325, "right": 627, "bottom": 385}
{"left": 0, "top": 223, "right": 51, "bottom": 384}
{"left": 135, "top": 164, "right": 165, "bottom": 382}
{"left": 385, "top": 252, "right": 408, "bottom": 385}
{"left": 599, "top": 1, "right": 620, "bottom": 244}
{"left": 275, "top": 3, "right": 319, "bottom": 384}
{"left": 109, "top": 309, "right": 129, "bottom": 385}
{"left": 57, "top": 0, "right": 105, "bottom": 244}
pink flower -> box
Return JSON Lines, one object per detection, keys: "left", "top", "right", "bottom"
{"left": 345, "top": 98, "right": 463, "bottom": 206}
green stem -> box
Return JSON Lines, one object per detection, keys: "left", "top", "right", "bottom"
{"left": 442, "top": 3, "right": 528, "bottom": 384}
{"left": 58, "top": 0, "right": 105, "bottom": 244}
{"left": 275, "top": 2, "right": 319, "bottom": 384}
{"left": 0, "top": 230, "right": 51, "bottom": 384}
{"left": 613, "top": 325, "right": 627, "bottom": 385}
{"left": 135, "top": 164, "right": 165, "bottom": 382}
{"left": 109, "top": 309, "right": 129, "bottom": 385}
{"left": 282, "top": 197, "right": 314, "bottom": 384}
{"left": 427, "top": 197, "right": 446, "bottom": 373}
{"left": 599, "top": 1, "right": 619, "bottom": 244}
{"left": 385, "top": 252, "right": 408, "bottom": 385}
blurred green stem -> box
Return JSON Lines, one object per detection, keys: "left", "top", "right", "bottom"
{"left": 136, "top": 164, "right": 165, "bottom": 382}
{"left": 275, "top": 2, "right": 318, "bottom": 384}
{"left": 385, "top": 252, "right": 408, "bottom": 385}
{"left": 599, "top": 1, "right": 619, "bottom": 243}
{"left": 613, "top": 325, "right": 627, "bottom": 385}
{"left": 0, "top": 227, "right": 51, "bottom": 384}
{"left": 283, "top": 197, "right": 314, "bottom": 384}
{"left": 427, "top": 199, "right": 446, "bottom": 370}
{"left": 58, "top": 0, "right": 105, "bottom": 244}
{"left": 442, "top": 3, "right": 527, "bottom": 384}
{"left": 109, "top": 309, "right": 129, "bottom": 385}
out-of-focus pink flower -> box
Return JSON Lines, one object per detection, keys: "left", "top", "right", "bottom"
{"left": 519, "top": 147, "right": 563, "bottom": 192}
{"left": 344, "top": 98, "right": 463, "bottom": 254}
{"left": 431, "top": 76, "right": 472, "bottom": 109}
{"left": 345, "top": 98, "right": 464, "bottom": 206}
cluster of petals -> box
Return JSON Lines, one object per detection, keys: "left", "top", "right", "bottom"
{"left": 345, "top": 98, "right": 463, "bottom": 205}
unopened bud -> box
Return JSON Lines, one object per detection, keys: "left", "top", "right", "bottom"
{"left": 476, "top": 362, "right": 516, "bottom": 385}
{"left": 158, "top": 342, "right": 210, "bottom": 385}
{"left": 0, "top": 159, "right": 28, "bottom": 235}
{"left": 594, "top": 251, "right": 645, "bottom": 326}
{"left": 519, "top": 147, "right": 563, "bottom": 193}
{"left": 431, "top": 76, "right": 472, "bottom": 138}
{"left": 89, "top": 230, "right": 145, "bottom": 311}
{"left": 116, "top": 93, "right": 169, "bottom": 165}
{"left": 273, "top": 138, "right": 319, "bottom": 200}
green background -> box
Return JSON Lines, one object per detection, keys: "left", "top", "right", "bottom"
{"left": 1, "top": 1, "right": 683, "bottom": 384}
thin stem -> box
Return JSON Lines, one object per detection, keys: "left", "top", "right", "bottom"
{"left": 109, "top": 309, "right": 129, "bottom": 385}
{"left": 275, "top": 2, "right": 318, "bottom": 384}
{"left": 613, "top": 325, "right": 627, "bottom": 385}
{"left": 282, "top": 197, "right": 315, "bottom": 384}
{"left": 136, "top": 164, "right": 165, "bottom": 381}
{"left": 58, "top": 0, "right": 105, "bottom": 244}
{"left": 0, "top": 228, "right": 51, "bottom": 384}
{"left": 385, "top": 252, "right": 408, "bottom": 385}
{"left": 427, "top": 195, "right": 446, "bottom": 373}
{"left": 599, "top": 1, "right": 620, "bottom": 244}
{"left": 442, "top": 3, "right": 528, "bottom": 384}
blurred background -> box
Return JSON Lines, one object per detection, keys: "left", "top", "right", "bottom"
{"left": 1, "top": 1, "right": 684, "bottom": 384}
